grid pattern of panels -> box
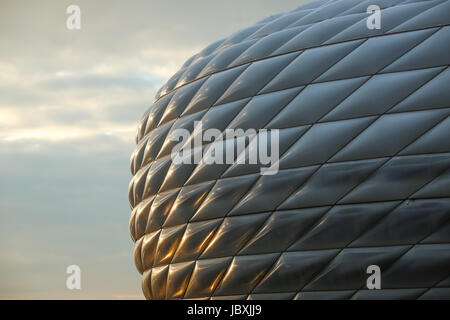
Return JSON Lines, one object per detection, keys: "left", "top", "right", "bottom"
{"left": 129, "top": 0, "right": 450, "bottom": 300}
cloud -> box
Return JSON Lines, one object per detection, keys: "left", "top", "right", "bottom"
{"left": 0, "top": 135, "right": 139, "bottom": 299}
{"left": 39, "top": 73, "right": 162, "bottom": 91}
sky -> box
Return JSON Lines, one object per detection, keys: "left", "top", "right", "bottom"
{"left": 0, "top": 0, "right": 309, "bottom": 299}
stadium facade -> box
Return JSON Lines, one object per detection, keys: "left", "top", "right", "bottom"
{"left": 129, "top": 0, "right": 450, "bottom": 299}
